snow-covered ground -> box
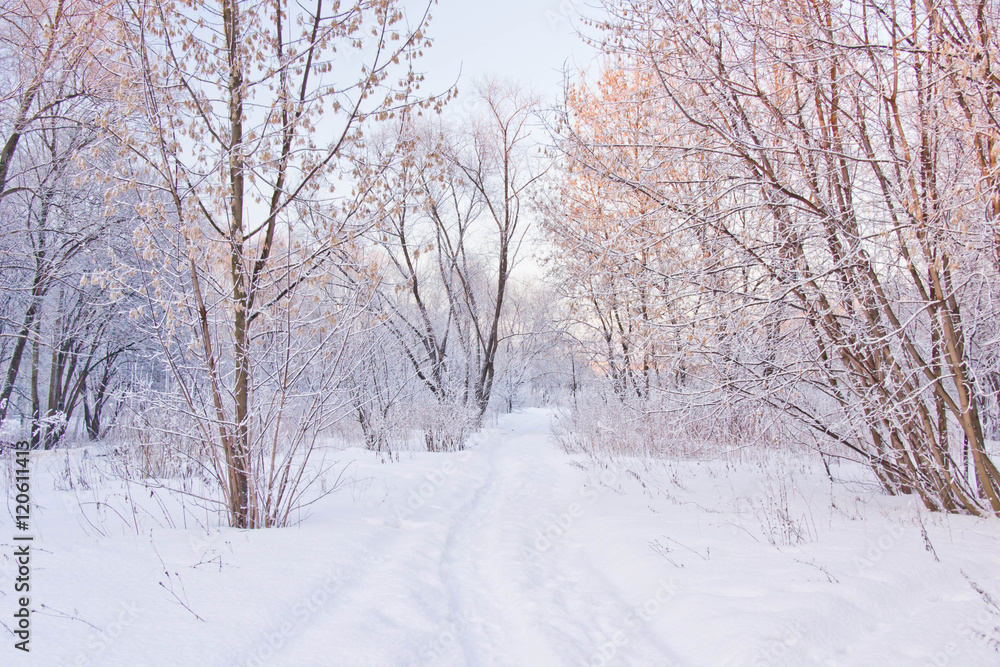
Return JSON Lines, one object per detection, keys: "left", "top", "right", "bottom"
{"left": 3, "top": 408, "right": 1000, "bottom": 666}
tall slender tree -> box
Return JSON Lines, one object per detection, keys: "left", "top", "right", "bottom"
{"left": 111, "top": 0, "right": 442, "bottom": 527}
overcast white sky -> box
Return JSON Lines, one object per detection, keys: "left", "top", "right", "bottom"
{"left": 412, "top": 0, "right": 602, "bottom": 108}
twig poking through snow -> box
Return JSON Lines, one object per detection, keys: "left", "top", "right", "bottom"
{"left": 150, "top": 534, "right": 205, "bottom": 622}
{"left": 36, "top": 604, "right": 102, "bottom": 631}
{"left": 794, "top": 558, "right": 839, "bottom": 584}
{"left": 661, "top": 535, "right": 710, "bottom": 561}
{"left": 918, "top": 515, "right": 940, "bottom": 562}
{"left": 649, "top": 539, "right": 684, "bottom": 568}
{"left": 962, "top": 571, "right": 1000, "bottom": 613}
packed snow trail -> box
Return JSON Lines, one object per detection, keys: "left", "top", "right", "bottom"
{"left": 270, "top": 409, "right": 683, "bottom": 667}
{"left": 9, "top": 408, "right": 1000, "bottom": 666}
{"left": 429, "top": 415, "right": 680, "bottom": 667}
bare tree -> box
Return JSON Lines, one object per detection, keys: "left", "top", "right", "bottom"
{"left": 0, "top": 109, "right": 137, "bottom": 448}
{"left": 548, "top": 0, "right": 1000, "bottom": 514}
{"left": 109, "top": 0, "right": 442, "bottom": 527}
{"left": 366, "top": 82, "right": 545, "bottom": 449}
{"left": 0, "top": 0, "right": 118, "bottom": 427}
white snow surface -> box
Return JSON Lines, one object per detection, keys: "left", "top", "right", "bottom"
{"left": 3, "top": 408, "right": 1000, "bottom": 666}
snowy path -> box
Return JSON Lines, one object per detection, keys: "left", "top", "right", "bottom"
{"left": 6, "top": 408, "right": 1000, "bottom": 666}
{"left": 430, "top": 422, "right": 677, "bottom": 667}
{"left": 272, "top": 410, "right": 682, "bottom": 666}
